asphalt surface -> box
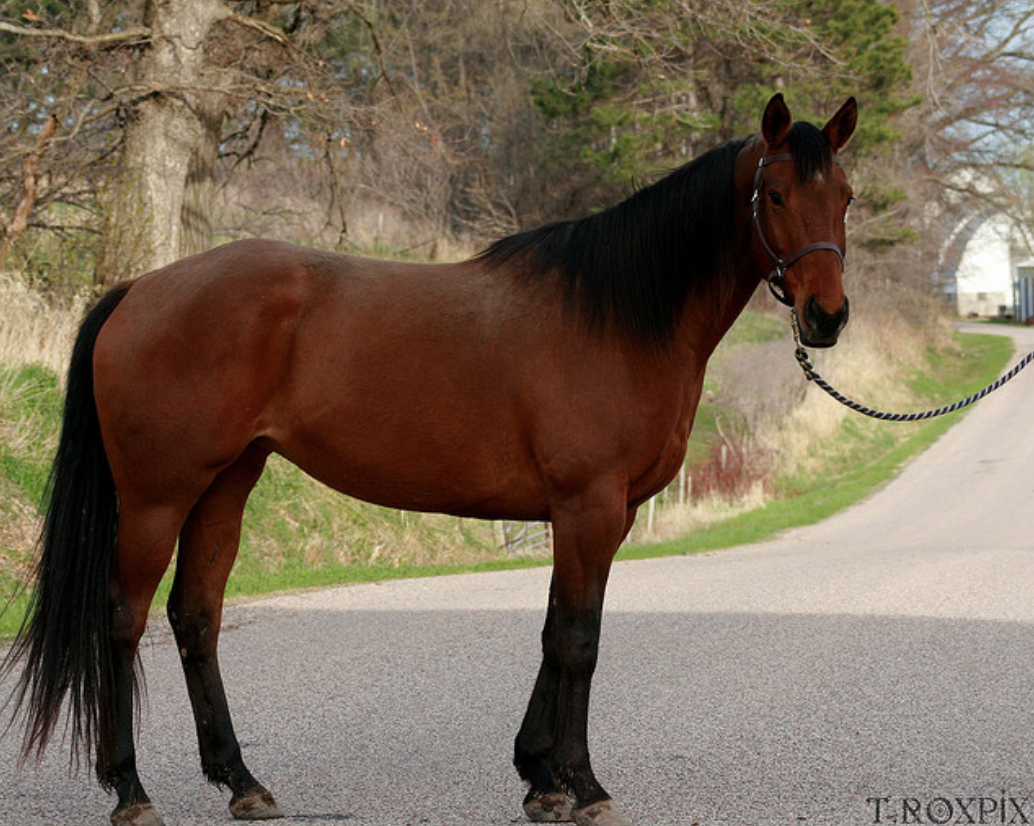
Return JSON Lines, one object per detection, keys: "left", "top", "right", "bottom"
{"left": 4, "top": 324, "right": 1034, "bottom": 826}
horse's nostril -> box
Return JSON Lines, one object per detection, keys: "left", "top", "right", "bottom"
{"left": 803, "top": 296, "right": 849, "bottom": 345}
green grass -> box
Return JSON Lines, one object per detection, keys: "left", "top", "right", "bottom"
{"left": 0, "top": 589, "right": 30, "bottom": 638}
{"left": 0, "top": 363, "right": 61, "bottom": 505}
{"left": 717, "top": 309, "right": 786, "bottom": 347}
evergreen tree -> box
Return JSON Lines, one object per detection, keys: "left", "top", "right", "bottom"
{"left": 529, "top": 0, "right": 919, "bottom": 244}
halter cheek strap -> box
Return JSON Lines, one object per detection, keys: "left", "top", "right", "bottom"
{"left": 752, "top": 153, "right": 846, "bottom": 307}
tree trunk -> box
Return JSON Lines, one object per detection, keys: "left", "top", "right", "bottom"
{"left": 95, "top": 0, "right": 229, "bottom": 286}
{"left": 180, "top": 97, "right": 226, "bottom": 258}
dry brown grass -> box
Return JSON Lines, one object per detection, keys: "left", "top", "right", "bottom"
{"left": 632, "top": 482, "right": 767, "bottom": 544}
{"left": 0, "top": 476, "right": 37, "bottom": 572}
{"left": 0, "top": 273, "right": 87, "bottom": 379}
{"left": 756, "top": 301, "right": 950, "bottom": 478}
{"left": 220, "top": 452, "right": 505, "bottom": 577}
{"left": 628, "top": 271, "right": 954, "bottom": 543}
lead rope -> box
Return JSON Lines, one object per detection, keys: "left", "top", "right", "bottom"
{"left": 790, "top": 311, "right": 1034, "bottom": 422}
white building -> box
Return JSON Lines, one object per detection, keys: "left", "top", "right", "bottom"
{"left": 948, "top": 213, "right": 1034, "bottom": 319}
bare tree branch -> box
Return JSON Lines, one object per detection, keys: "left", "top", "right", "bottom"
{"left": 0, "top": 115, "right": 58, "bottom": 270}
{"left": 344, "top": 2, "right": 401, "bottom": 100}
{"left": 223, "top": 12, "right": 292, "bottom": 50}
{"left": 0, "top": 19, "right": 150, "bottom": 45}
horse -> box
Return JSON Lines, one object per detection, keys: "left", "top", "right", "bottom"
{"left": 2, "top": 92, "right": 856, "bottom": 826}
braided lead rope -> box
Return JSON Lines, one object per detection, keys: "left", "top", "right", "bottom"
{"left": 790, "top": 313, "right": 1034, "bottom": 422}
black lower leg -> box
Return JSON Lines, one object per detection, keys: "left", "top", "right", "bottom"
{"left": 169, "top": 608, "right": 260, "bottom": 795}
{"left": 168, "top": 603, "right": 279, "bottom": 821}
{"left": 100, "top": 623, "right": 154, "bottom": 822}
{"left": 515, "top": 579, "right": 563, "bottom": 797}
{"left": 516, "top": 659, "right": 563, "bottom": 800}
{"left": 167, "top": 446, "right": 275, "bottom": 819}
{"left": 551, "top": 604, "right": 609, "bottom": 809}
{"left": 185, "top": 659, "right": 279, "bottom": 820}
{"left": 529, "top": 493, "right": 630, "bottom": 824}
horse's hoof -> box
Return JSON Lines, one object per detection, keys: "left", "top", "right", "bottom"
{"left": 110, "top": 802, "right": 166, "bottom": 826}
{"left": 230, "top": 786, "right": 283, "bottom": 820}
{"left": 572, "top": 799, "right": 631, "bottom": 826}
{"left": 524, "top": 791, "right": 575, "bottom": 822}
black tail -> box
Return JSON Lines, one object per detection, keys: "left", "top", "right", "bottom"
{"left": 2, "top": 282, "right": 131, "bottom": 764}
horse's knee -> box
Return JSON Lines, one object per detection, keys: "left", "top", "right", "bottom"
{"left": 557, "top": 607, "right": 602, "bottom": 674}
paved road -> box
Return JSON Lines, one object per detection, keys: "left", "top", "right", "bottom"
{"left": 4, "top": 325, "right": 1034, "bottom": 826}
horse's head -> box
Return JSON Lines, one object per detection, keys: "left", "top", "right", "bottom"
{"left": 750, "top": 93, "right": 857, "bottom": 348}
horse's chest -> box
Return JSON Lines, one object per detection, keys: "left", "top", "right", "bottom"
{"left": 626, "top": 382, "right": 704, "bottom": 501}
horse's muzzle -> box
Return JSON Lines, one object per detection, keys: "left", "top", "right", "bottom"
{"left": 800, "top": 296, "right": 849, "bottom": 348}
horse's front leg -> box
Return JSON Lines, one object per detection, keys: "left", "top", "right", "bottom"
{"left": 516, "top": 488, "right": 634, "bottom": 826}
{"left": 515, "top": 576, "right": 570, "bottom": 821}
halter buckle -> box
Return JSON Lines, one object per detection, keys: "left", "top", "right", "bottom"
{"left": 766, "top": 265, "right": 793, "bottom": 307}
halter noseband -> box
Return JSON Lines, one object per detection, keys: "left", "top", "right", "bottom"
{"left": 751, "top": 152, "right": 845, "bottom": 307}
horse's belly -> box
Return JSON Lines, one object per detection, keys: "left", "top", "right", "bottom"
{"left": 269, "top": 412, "right": 549, "bottom": 521}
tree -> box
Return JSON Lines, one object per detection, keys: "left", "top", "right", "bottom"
{"left": 528, "top": 0, "right": 828, "bottom": 200}
{"left": 1, "top": 1, "right": 364, "bottom": 285}
{"left": 0, "top": 1, "right": 120, "bottom": 286}
{"left": 323, "top": 0, "right": 578, "bottom": 239}
{"left": 6, "top": 0, "right": 1029, "bottom": 297}
{"left": 900, "top": 0, "right": 1034, "bottom": 230}
{"left": 93, "top": 0, "right": 233, "bottom": 281}
{"left": 523, "top": 0, "right": 920, "bottom": 238}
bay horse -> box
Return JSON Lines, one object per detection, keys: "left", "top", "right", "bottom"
{"left": 3, "top": 93, "right": 856, "bottom": 826}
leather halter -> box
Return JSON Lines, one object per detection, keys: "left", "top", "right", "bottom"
{"left": 751, "top": 152, "right": 845, "bottom": 307}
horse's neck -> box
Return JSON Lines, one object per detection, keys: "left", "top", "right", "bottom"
{"left": 683, "top": 290, "right": 757, "bottom": 377}
{"left": 671, "top": 220, "right": 761, "bottom": 369}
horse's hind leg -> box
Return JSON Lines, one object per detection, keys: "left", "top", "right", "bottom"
{"left": 167, "top": 443, "right": 281, "bottom": 821}
{"left": 103, "top": 506, "right": 186, "bottom": 826}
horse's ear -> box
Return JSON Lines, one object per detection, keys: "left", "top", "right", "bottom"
{"left": 823, "top": 97, "right": 858, "bottom": 153}
{"left": 762, "top": 93, "right": 792, "bottom": 148}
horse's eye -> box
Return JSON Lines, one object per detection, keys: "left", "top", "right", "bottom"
{"left": 768, "top": 190, "right": 784, "bottom": 207}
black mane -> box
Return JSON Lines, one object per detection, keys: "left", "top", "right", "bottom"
{"left": 479, "top": 122, "right": 834, "bottom": 345}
